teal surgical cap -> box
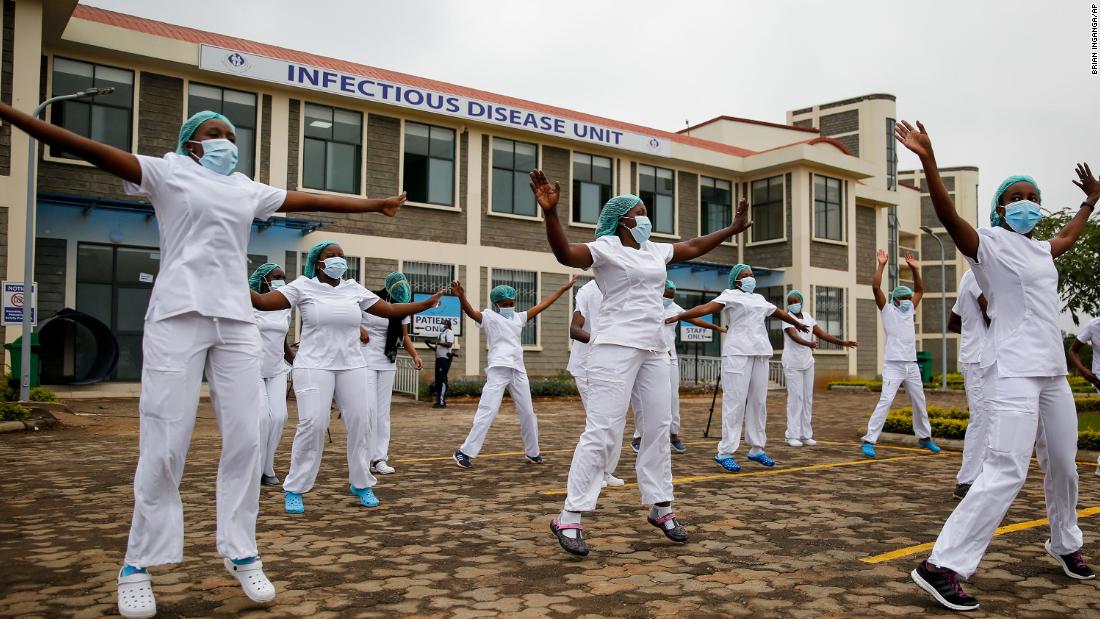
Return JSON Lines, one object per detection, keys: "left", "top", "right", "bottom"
{"left": 248, "top": 263, "right": 281, "bottom": 293}
{"left": 385, "top": 272, "right": 411, "bottom": 303}
{"left": 303, "top": 241, "right": 338, "bottom": 278}
{"left": 177, "top": 111, "right": 236, "bottom": 154}
{"left": 490, "top": 285, "right": 517, "bottom": 305}
{"left": 990, "top": 175, "right": 1041, "bottom": 227}
{"left": 665, "top": 279, "right": 676, "bottom": 290}
{"left": 788, "top": 289, "right": 804, "bottom": 304}
{"left": 728, "top": 263, "right": 751, "bottom": 289}
{"left": 595, "top": 194, "right": 643, "bottom": 239}
{"left": 891, "top": 285, "right": 914, "bottom": 299}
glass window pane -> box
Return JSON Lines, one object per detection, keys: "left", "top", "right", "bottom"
{"left": 188, "top": 93, "right": 222, "bottom": 117}
{"left": 403, "top": 153, "right": 428, "bottom": 202}
{"left": 514, "top": 142, "right": 537, "bottom": 171}
{"left": 115, "top": 248, "right": 159, "bottom": 283}
{"left": 513, "top": 171, "right": 537, "bottom": 216}
{"left": 656, "top": 194, "right": 674, "bottom": 233}
{"left": 716, "top": 179, "right": 731, "bottom": 193}
{"left": 77, "top": 245, "right": 113, "bottom": 283}
{"left": 116, "top": 288, "right": 152, "bottom": 331}
{"left": 326, "top": 142, "right": 359, "bottom": 193}
{"left": 580, "top": 182, "right": 600, "bottom": 223}
{"left": 94, "top": 67, "right": 133, "bottom": 108}
{"left": 304, "top": 104, "right": 333, "bottom": 139}
{"left": 572, "top": 152, "right": 591, "bottom": 182}
{"left": 493, "top": 138, "right": 513, "bottom": 170}
{"left": 235, "top": 126, "right": 255, "bottom": 178}
{"left": 55, "top": 100, "right": 90, "bottom": 140}
{"left": 827, "top": 179, "right": 840, "bottom": 203}
{"left": 189, "top": 83, "right": 222, "bottom": 103}
{"left": 333, "top": 109, "right": 362, "bottom": 144}
{"left": 223, "top": 88, "right": 256, "bottom": 110}
{"left": 114, "top": 334, "right": 143, "bottom": 381}
{"left": 404, "top": 122, "right": 429, "bottom": 156}
{"left": 91, "top": 106, "right": 130, "bottom": 150}
{"left": 303, "top": 138, "right": 326, "bottom": 190}
{"left": 223, "top": 97, "right": 256, "bottom": 130}
{"left": 428, "top": 158, "right": 454, "bottom": 205}
{"left": 428, "top": 126, "right": 454, "bottom": 160}
{"left": 491, "top": 168, "right": 513, "bottom": 213}
{"left": 592, "top": 156, "right": 610, "bottom": 184}
{"left": 76, "top": 282, "right": 112, "bottom": 326}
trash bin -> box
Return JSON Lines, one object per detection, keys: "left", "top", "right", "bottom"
{"left": 5, "top": 333, "right": 41, "bottom": 388}
{"left": 916, "top": 350, "right": 934, "bottom": 384}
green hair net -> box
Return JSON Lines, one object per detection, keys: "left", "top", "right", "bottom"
{"left": 990, "top": 175, "right": 1041, "bottom": 227}
{"left": 248, "top": 263, "right": 281, "bottom": 293}
{"left": 787, "top": 289, "right": 804, "bottom": 304}
{"left": 595, "top": 194, "right": 643, "bottom": 238}
{"left": 891, "top": 285, "right": 914, "bottom": 300}
{"left": 490, "top": 284, "right": 517, "bottom": 305}
{"left": 303, "top": 241, "right": 338, "bottom": 278}
{"left": 728, "top": 263, "right": 752, "bottom": 289}
{"left": 385, "top": 272, "right": 411, "bottom": 303}
{"left": 665, "top": 279, "right": 677, "bottom": 290}
{"left": 177, "top": 111, "right": 236, "bottom": 154}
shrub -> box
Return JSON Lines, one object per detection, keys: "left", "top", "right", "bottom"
{"left": 0, "top": 401, "right": 29, "bottom": 422}
{"left": 420, "top": 370, "right": 580, "bottom": 399}
{"left": 1080, "top": 431, "right": 1100, "bottom": 451}
{"left": 0, "top": 374, "right": 58, "bottom": 403}
{"left": 1076, "top": 397, "right": 1100, "bottom": 412}
{"left": 828, "top": 378, "right": 883, "bottom": 391}
{"left": 890, "top": 406, "right": 970, "bottom": 421}
{"left": 29, "top": 387, "right": 58, "bottom": 402}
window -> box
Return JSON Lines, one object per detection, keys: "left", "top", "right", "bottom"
{"left": 815, "top": 286, "right": 845, "bottom": 351}
{"left": 404, "top": 121, "right": 455, "bottom": 206}
{"left": 886, "top": 117, "right": 897, "bottom": 191}
{"left": 491, "top": 269, "right": 538, "bottom": 346}
{"left": 303, "top": 103, "right": 362, "bottom": 194}
{"left": 188, "top": 83, "right": 258, "bottom": 178}
{"left": 674, "top": 289, "right": 722, "bottom": 359}
{"left": 758, "top": 285, "right": 786, "bottom": 350}
{"left": 572, "top": 275, "right": 594, "bottom": 304}
{"left": 491, "top": 138, "right": 538, "bottom": 216}
{"left": 639, "top": 164, "right": 675, "bottom": 234}
{"left": 50, "top": 57, "right": 134, "bottom": 157}
{"left": 700, "top": 177, "right": 732, "bottom": 236}
{"left": 572, "top": 152, "right": 612, "bottom": 224}
{"left": 813, "top": 175, "right": 844, "bottom": 241}
{"left": 750, "top": 176, "right": 784, "bottom": 242}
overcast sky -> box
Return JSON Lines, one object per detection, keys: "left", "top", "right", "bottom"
{"left": 82, "top": 0, "right": 1099, "bottom": 215}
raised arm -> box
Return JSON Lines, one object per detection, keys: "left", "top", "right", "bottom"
{"left": 872, "top": 249, "right": 888, "bottom": 310}
{"left": 526, "top": 275, "right": 577, "bottom": 320}
{"left": 906, "top": 252, "right": 924, "bottom": 307}
{"left": 530, "top": 170, "right": 593, "bottom": 268}
{"left": 811, "top": 324, "right": 857, "bottom": 348}
{"left": 771, "top": 308, "right": 809, "bottom": 332}
{"left": 671, "top": 198, "right": 753, "bottom": 263}
{"left": 895, "top": 121, "right": 979, "bottom": 259}
{"left": 251, "top": 289, "right": 291, "bottom": 311}
{"left": 1049, "top": 163, "right": 1100, "bottom": 258}
{"left": 667, "top": 301, "right": 724, "bottom": 324}
{"left": 280, "top": 190, "right": 406, "bottom": 216}
{"left": 0, "top": 101, "right": 141, "bottom": 183}
{"left": 368, "top": 289, "right": 445, "bottom": 319}
{"left": 570, "top": 310, "right": 590, "bottom": 343}
{"left": 449, "top": 280, "right": 483, "bottom": 324}
{"left": 401, "top": 323, "right": 423, "bottom": 371}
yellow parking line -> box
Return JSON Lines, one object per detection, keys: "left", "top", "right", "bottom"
{"left": 861, "top": 505, "right": 1100, "bottom": 564}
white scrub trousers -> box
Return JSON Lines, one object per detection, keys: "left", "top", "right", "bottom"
{"left": 633, "top": 357, "right": 680, "bottom": 438}
{"left": 283, "top": 367, "right": 377, "bottom": 494}
{"left": 929, "top": 365, "right": 1083, "bottom": 578}
{"left": 564, "top": 344, "right": 673, "bottom": 512}
{"left": 718, "top": 355, "right": 770, "bottom": 456}
{"left": 260, "top": 372, "right": 289, "bottom": 478}
{"left": 957, "top": 362, "right": 989, "bottom": 485}
{"left": 784, "top": 365, "right": 815, "bottom": 441}
{"left": 574, "top": 370, "right": 624, "bottom": 477}
{"left": 863, "top": 361, "right": 932, "bottom": 443}
{"left": 460, "top": 366, "right": 539, "bottom": 458}
{"left": 367, "top": 369, "right": 396, "bottom": 463}
{"left": 124, "top": 313, "right": 263, "bottom": 568}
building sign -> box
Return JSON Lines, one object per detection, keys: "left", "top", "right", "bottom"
{"left": 2, "top": 281, "right": 37, "bottom": 326}
{"left": 680, "top": 321, "right": 713, "bottom": 342}
{"left": 411, "top": 293, "right": 462, "bottom": 337}
{"left": 199, "top": 45, "right": 672, "bottom": 157}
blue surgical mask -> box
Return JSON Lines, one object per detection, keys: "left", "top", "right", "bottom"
{"left": 268, "top": 279, "right": 286, "bottom": 291}
{"left": 1003, "top": 199, "right": 1042, "bottom": 234}
{"left": 788, "top": 302, "right": 802, "bottom": 314}
{"left": 499, "top": 307, "right": 515, "bottom": 319}
{"left": 320, "top": 257, "right": 348, "bottom": 280}
{"left": 897, "top": 300, "right": 913, "bottom": 313}
{"left": 623, "top": 215, "right": 653, "bottom": 244}
{"left": 188, "top": 138, "right": 238, "bottom": 175}
{"left": 662, "top": 298, "right": 673, "bottom": 308}
{"left": 739, "top": 277, "right": 757, "bottom": 294}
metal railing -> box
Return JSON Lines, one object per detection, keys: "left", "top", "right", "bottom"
{"left": 393, "top": 357, "right": 420, "bottom": 400}
{"left": 768, "top": 360, "right": 786, "bottom": 388}
{"left": 677, "top": 356, "right": 786, "bottom": 389}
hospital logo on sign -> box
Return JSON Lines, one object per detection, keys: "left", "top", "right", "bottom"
{"left": 222, "top": 52, "right": 251, "bottom": 73}
{"left": 648, "top": 138, "right": 661, "bottom": 151}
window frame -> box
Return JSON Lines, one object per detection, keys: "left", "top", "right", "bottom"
{"left": 488, "top": 267, "right": 542, "bottom": 350}
{"left": 399, "top": 119, "right": 460, "bottom": 210}
{"left": 299, "top": 101, "right": 365, "bottom": 196}
{"left": 747, "top": 174, "right": 787, "bottom": 246}
{"left": 813, "top": 285, "right": 847, "bottom": 353}
{"left": 569, "top": 150, "right": 615, "bottom": 228}
{"left": 636, "top": 163, "right": 678, "bottom": 238}
{"left": 184, "top": 80, "right": 260, "bottom": 179}
{"left": 487, "top": 136, "right": 542, "bottom": 221}
{"left": 811, "top": 173, "right": 847, "bottom": 244}
{"left": 886, "top": 117, "right": 897, "bottom": 191}
{"left": 45, "top": 55, "right": 138, "bottom": 167}
{"left": 698, "top": 175, "right": 736, "bottom": 245}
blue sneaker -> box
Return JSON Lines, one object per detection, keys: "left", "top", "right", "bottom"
{"left": 630, "top": 439, "right": 640, "bottom": 454}
{"left": 714, "top": 455, "right": 741, "bottom": 473}
{"left": 284, "top": 491, "right": 304, "bottom": 514}
{"left": 747, "top": 452, "right": 776, "bottom": 467}
{"left": 349, "top": 485, "right": 380, "bottom": 508}
{"left": 919, "top": 438, "right": 942, "bottom": 454}
{"left": 860, "top": 442, "right": 876, "bottom": 458}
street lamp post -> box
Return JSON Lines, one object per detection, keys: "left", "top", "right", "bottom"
{"left": 20, "top": 88, "right": 114, "bottom": 402}
{"left": 920, "top": 226, "right": 948, "bottom": 392}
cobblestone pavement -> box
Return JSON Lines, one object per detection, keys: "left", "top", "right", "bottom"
{"left": 1, "top": 389, "right": 1098, "bottom": 617}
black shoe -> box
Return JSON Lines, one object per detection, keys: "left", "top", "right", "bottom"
{"left": 648, "top": 511, "right": 689, "bottom": 543}
{"left": 526, "top": 454, "right": 544, "bottom": 464}
{"left": 433, "top": 403, "right": 446, "bottom": 409}
{"left": 953, "top": 483, "right": 971, "bottom": 500}
{"left": 550, "top": 519, "right": 589, "bottom": 557}
{"left": 260, "top": 474, "right": 281, "bottom": 486}
{"left": 670, "top": 439, "right": 687, "bottom": 454}
{"left": 911, "top": 560, "right": 980, "bottom": 611}
{"left": 453, "top": 450, "right": 472, "bottom": 469}
{"left": 1045, "top": 540, "right": 1096, "bottom": 579}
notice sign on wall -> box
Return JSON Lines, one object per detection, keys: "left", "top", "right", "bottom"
{"left": 412, "top": 294, "right": 462, "bottom": 337}
{"left": 1, "top": 281, "right": 37, "bottom": 326}
{"left": 680, "top": 321, "right": 713, "bottom": 342}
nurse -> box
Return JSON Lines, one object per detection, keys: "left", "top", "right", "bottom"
{"left": 861, "top": 249, "right": 940, "bottom": 458}
{"left": 896, "top": 120, "right": 1096, "bottom": 611}
{"left": 251, "top": 242, "right": 442, "bottom": 514}
{"left": 1068, "top": 313, "right": 1100, "bottom": 477}
{"left": 0, "top": 103, "right": 412, "bottom": 617}
{"left": 670, "top": 265, "right": 808, "bottom": 472}
{"left": 450, "top": 276, "right": 576, "bottom": 469}
{"left": 948, "top": 269, "right": 991, "bottom": 499}
{"left": 249, "top": 263, "right": 295, "bottom": 486}
{"left": 530, "top": 169, "right": 752, "bottom": 557}
{"left": 781, "top": 290, "right": 857, "bottom": 448}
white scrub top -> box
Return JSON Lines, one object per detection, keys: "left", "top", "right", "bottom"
{"left": 479, "top": 309, "right": 528, "bottom": 371}
{"left": 781, "top": 311, "right": 817, "bottom": 370}
{"left": 662, "top": 301, "right": 684, "bottom": 361}
{"left": 123, "top": 152, "right": 287, "bottom": 323}
{"left": 1076, "top": 317, "right": 1100, "bottom": 375}
{"left": 969, "top": 226, "right": 1066, "bottom": 377}
{"left": 277, "top": 277, "right": 379, "bottom": 370}
{"left": 360, "top": 311, "right": 411, "bottom": 371}
{"left": 567, "top": 280, "right": 603, "bottom": 375}
{"left": 952, "top": 270, "right": 988, "bottom": 365}
{"left": 435, "top": 329, "right": 455, "bottom": 359}
{"left": 881, "top": 303, "right": 917, "bottom": 362}
{"left": 715, "top": 289, "right": 777, "bottom": 357}
{"left": 585, "top": 236, "right": 674, "bottom": 352}
{"left": 254, "top": 308, "right": 292, "bottom": 379}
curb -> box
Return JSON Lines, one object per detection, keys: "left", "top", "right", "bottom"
{"left": 0, "top": 406, "right": 65, "bottom": 434}
{"left": 876, "top": 432, "right": 1100, "bottom": 463}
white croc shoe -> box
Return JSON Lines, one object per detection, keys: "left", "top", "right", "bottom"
{"left": 224, "top": 558, "right": 276, "bottom": 604}
{"left": 374, "top": 461, "right": 396, "bottom": 475}
{"left": 117, "top": 569, "right": 156, "bottom": 619}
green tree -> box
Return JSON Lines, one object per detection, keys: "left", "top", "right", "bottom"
{"left": 1035, "top": 208, "right": 1100, "bottom": 325}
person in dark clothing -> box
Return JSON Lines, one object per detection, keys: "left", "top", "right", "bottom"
{"left": 427, "top": 320, "right": 455, "bottom": 408}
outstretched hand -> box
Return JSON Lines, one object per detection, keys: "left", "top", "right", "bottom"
{"left": 563, "top": 274, "right": 578, "bottom": 290}
{"left": 894, "top": 120, "right": 933, "bottom": 160}
{"left": 1073, "top": 163, "right": 1100, "bottom": 199}
{"left": 904, "top": 251, "right": 917, "bottom": 270}
{"left": 731, "top": 197, "right": 753, "bottom": 234}
{"left": 427, "top": 288, "right": 446, "bottom": 307}
{"left": 843, "top": 340, "right": 859, "bottom": 349}
{"left": 381, "top": 192, "right": 407, "bottom": 217}
{"left": 876, "top": 248, "right": 889, "bottom": 266}
{"left": 529, "top": 169, "right": 561, "bottom": 213}
{"left": 449, "top": 280, "right": 465, "bottom": 298}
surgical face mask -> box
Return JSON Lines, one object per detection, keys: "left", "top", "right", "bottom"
{"left": 622, "top": 215, "right": 653, "bottom": 244}
{"left": 662, "top": 298, "right": 673, "bottom": 308}
{"left": 498, "top": 307, "right": 515, "bottom": 319}
{"left": 897, "top": 299, "right": 913, "bottom": 313}
{"left": 267, "top": 279, "right": 286, "bottom": 291}
{"left": 738, "top": 277, "right": 757, "bottom": 294}
{"left": 188, "top": 138, "right": 238, "bottom": 175}
{"left": 1003, "top": 199, "right": 1042, "bottom": 234}
{"left": 320, "top": 257, "right": 348, "bottom": 280}
{"left": 788, "top": 302, "right": 802, "bottom": 314}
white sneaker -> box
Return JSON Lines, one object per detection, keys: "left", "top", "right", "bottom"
{"left": 374, "top": 461, "right": 395, "bottom": 475}
{"left": 224, "top": 558, "right": 276, "bottom": 603}
{"left": 604, "top": 473, "right": 625, "bottom": 487}
{"left": 803, "top": 438, "right": 817, "bottom": 446}
{"left": 1095, "top": 466, "right": 1100, "bottom": 478}
{"left": 117, "top": 569, "right": 156, "bottom": 619}
{"left": 787, "top": 439, "right": 803, "bottom": 447}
